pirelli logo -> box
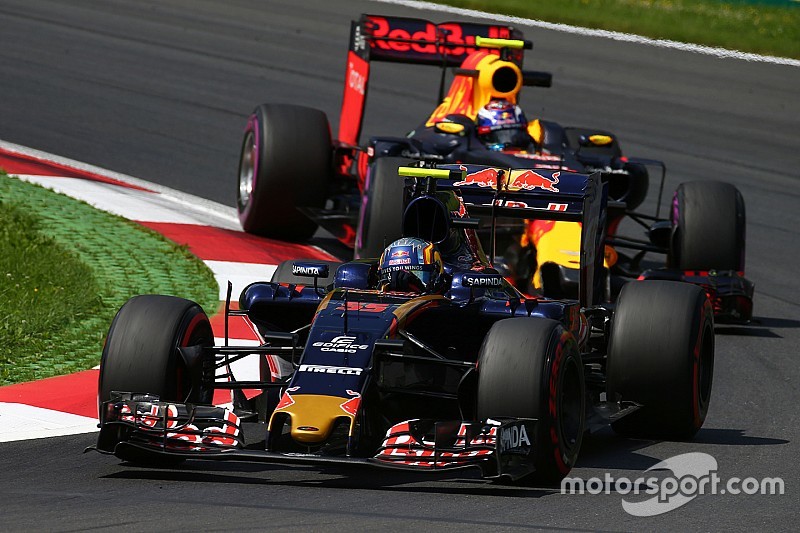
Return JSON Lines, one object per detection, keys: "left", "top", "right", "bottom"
{"left": 298, "top": 364, "right": 363, "bottom": 376}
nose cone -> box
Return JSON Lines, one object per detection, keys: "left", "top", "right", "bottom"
{"left": 270, "top": 393, "right": 358, "bottom": 444}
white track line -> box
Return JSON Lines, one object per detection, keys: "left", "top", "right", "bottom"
{"left": 16, "top": 175, "right": 229, "bottom": 225}
{"left": 0, "top": 404, "right": 98, "bottom": 442}
{"left": 374, "top": 0, "right": 800, "bottom": 67}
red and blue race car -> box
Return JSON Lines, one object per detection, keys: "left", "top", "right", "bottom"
{"left": 93, "top": 162, "right": 715, "bottom": 484}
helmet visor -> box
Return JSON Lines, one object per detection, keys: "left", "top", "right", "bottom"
{"left": 482, "top": 127, "right": 530, "bottom": 149}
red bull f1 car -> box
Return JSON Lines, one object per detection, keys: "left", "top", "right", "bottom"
{"left": 93, "top": 163, "right": 715, "bottom": 484}
{"left": 235, "top": 14, "right": 753, "bottom": 322}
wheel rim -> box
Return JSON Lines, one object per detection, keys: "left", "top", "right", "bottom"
{"left": 175, "top": 312, "right": 214, "bottom": 404}
{"left": 238, "top": 130, "right": 256, "bottom": 210}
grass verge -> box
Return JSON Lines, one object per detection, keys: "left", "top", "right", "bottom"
{"left": 434, "top": 0, "right": 800, "bottom": 59}
{"left": 0, "top": 173, "right": 220, "bottom": 386}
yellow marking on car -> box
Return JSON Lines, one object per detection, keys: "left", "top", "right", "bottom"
{"left": 588, "top": 134, "right": 613, "bottom": 146}
{"left": 435, "top": 122, "right": 466, "bottom": 134}
{"left": 475, "top": 36, "right": 526, "bottom": 49}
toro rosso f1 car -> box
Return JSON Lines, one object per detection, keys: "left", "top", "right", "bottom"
{"left": 93, "top": 164, "right": 715, "bottom": 484}
{"left": 236, "top": 14, "right": 753, "bottom": 322}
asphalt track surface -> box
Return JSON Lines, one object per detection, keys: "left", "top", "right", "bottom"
{"left": 0, "top": 0, "right": 798, "bottom": 530}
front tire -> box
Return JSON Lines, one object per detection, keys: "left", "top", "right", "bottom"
{"left": 237, "top": 104, "right": 331, "bottom": 241}
{"left": 477, "top": 318, "right": 585, "bottom": 484}
{"left": 99, "top": 295, "right": 214, "bottom": 406}
{"left": 607, "top": 281, "right": 714, "bottom": 439}
{"left": 98, "top": 295, "right": 215, "bottom": 465}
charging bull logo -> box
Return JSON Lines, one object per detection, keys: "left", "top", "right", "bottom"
{"left": 454, "top": 166, "right": 501, "bottom": 188}
{"left": 512, "top": 170, "right": 560, "bottom": 192}
{"left": 275, "top": 386, "right": 300, "bottom": 411}
{"left": 340, "top": 390, "right": 362, "bottom": 417}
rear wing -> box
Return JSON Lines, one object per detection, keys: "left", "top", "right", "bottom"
{"left": 339, "top": 14, "right": 526, "bottom": 146}
{"left": 404, "top": 164, "right": 608, "bottom": 307}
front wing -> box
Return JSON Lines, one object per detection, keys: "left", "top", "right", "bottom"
{"left": 89, "top": 394, "right": 538, "bottom": 480}
{"left": 639, "top": 269, "right": 754, "bottom": 323}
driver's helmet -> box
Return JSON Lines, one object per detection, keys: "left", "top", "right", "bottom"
{"left": 378, "top": 237, "right": 444, "bottom": 293}
{"left": 476, "top": 99, "right": 530, "bottom": 151}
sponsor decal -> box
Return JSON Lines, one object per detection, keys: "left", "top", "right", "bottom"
{"left": 454, "top": 166, "right": 501, "bottom": 188}
{"left": 340, "top": 390, "right": 362, "bottom": 416}
{"left": 388, "top": 258, "right": 411, "bottom": 266}
{"left": 347, "top": 62, "right": 366, "bottom": 96}
{"left": 353, "top": 24, "right": 366, "bottom": 52}
{"left": 292, "top": 263, "right": 328, "bottom": 277}
{"left": 499, "top": 423, "right": 531, "bottom": 454}
{"left": 367, "top": 16, "right": 511, "bottom": 57}
{"left": 391, "top": 250, "right": 410, "bottom": 258}
{"left": 586, "top": 165, "right": 629, "bottom": 175}
{"left": 399, "top": 149, "right": 442, "bottom": 160}
{"left": 484, "top": 199, "right": 529, "bottom": 208}
{"left": 511, "top": 170, "right": 560, "bottom": 192}
{"left": 548, "top": 202, "right": 568, "bottom": 211}
{"left": 311, "top": 335, "right": 369, "bottom": 353}
{"left": 335, "top": 302, "right": 391, "bottom": 313}
{"left": 338, "top": 52, "right": 369, "bottom": 145}
{"left": 298, "top": 364, "right": 363, "bottom": 376}
{"left": 512, "top": 152, "right": 563, "bottom": 161}
{"left": 462, "top": 273, "right": 503, "bottom": 287}
{"left": 275, "top": 386, "right": 300, "bottom": 410}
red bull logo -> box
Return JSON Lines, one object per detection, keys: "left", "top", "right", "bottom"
{"left": 391, "top": 250, "right": 410, "bottom": 258}
{"left": 275, "top": 386, "right": 300, "bottom": 410}
{"left": 454, "top": 166, "right": 501, "bottom": 188}
{"left": 340, "top": 390, "right": 362, "bottom": 417}
{"left": 511, "top": 170, "right": 560, "bottom": 192}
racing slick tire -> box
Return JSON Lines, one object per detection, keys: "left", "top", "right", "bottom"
{"left": 99, "top": 295, "right": 215, "bottom": 405}
{"left": 607, "top": 281, "right": 714, "bottom": 439}
{"left": 476, "top": 318, "right": 585, "bottom": 485}
{"left": 354, "top": 157, "right": 410, "bottom": 260}
{"left": 98, "top": 295, "right": 214, "bottom": 465}
{"left": 237, "top": 103, "right": 331, "bottom": 241}
{"left": 669, "top": 180, "right": 745, "bottom": 271}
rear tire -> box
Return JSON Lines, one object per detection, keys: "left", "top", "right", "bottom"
{"left": 237, "top": 104, "right": 331, "bottom": 241}
{"left": 354, "top": 157, "right": 409, "bottom": 259}
{"left": 607, "top": 281, "right": 714, "bottom": 439}
{"left": 477, "top": 318, "right": 585, "bottom": 485}
{"left": 669, "top": 180, "right": 745, "bottom": 271}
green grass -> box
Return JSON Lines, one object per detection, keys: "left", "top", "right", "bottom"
{"left": 0, "top": 173, "right": 220, "bottom": 385}
{"left": 435, "top": 0, "right": 800, "bottom": 59}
